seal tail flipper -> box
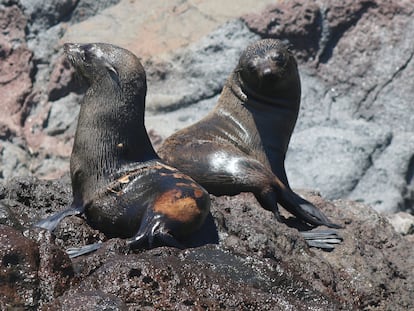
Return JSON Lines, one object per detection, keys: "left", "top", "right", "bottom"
{"left": 33, "top": 204, "right": 85, "bottom": 231}
{"left": 66, "top": 242, "right": 102, "bottom": 258}
{"left": 127, "top": 212, "right": 184, "bottom": 249}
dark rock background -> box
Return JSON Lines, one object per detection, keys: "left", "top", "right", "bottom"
{"left": 1, "top": 0, "right": 414, "bottom": 309}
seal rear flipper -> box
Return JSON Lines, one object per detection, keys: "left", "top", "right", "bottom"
{"left": 33, "top": 204, "right": 85, "bottom": 231}
{"left": 301, "top": 229, "right": 343, "bottom": 250}
{"left": 127, "top": 212, "right": 184, "bottom": 250}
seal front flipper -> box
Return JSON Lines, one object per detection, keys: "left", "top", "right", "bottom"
{"left": 34, "top": 204, "right": 85, "bottom": 231}
{"left": 278, "top": 189, "right": 342, "bottom": 229}
{"left": 277, "top": 190, "right": 343, "bottom": 249}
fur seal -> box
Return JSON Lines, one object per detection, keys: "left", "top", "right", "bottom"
{"left": 159, "top": 39, "right": 341, "bottom": 248}
{"left": 36, "top": 43, "right": 211, "bottom": 256}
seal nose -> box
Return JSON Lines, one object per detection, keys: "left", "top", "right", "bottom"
{"left": 261, "top": 67, "right": 273, "bottom": 77}
{"left": 63, "top": 43, "right": 81, "bottom": 54}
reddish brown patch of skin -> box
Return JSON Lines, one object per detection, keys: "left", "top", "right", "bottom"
{"left": 153, "top": 189, "right": 201, "bottom": 223}
{"left": 175, "top": 182, "right": 190, "bottom": 187}
{"left": 172, "top": 173, "right": 194, "bottom": 181}
{"left": 193, "top": 189, "right": 204, "bottom": 199}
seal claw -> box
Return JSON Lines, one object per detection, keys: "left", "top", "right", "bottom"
{"left": 301, "top": 229, "right": 343, "bottom": 250}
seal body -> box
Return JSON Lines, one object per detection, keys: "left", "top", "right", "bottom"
{"left": 159, "top": 39, "right": 339, "bottom": 229}
{"left": 37, "top": 43, "right": 210, "bottom": 250}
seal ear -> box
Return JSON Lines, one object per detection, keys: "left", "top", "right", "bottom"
{"left": 105, "top": 62, "right": 120, "bottom": 86}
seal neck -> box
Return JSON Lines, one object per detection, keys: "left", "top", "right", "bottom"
{"left": 74, "top": 78, "right": 158, "bottom": 181}
{"left": 229, "top": 72, "right": 300, "bottom": 112}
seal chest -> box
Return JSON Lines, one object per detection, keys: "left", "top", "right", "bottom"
{"left": 159, "top": 39, "right": 342, "bottom": 249}
{"left": 35, "top": 43, "right": 211, "bottom": 254}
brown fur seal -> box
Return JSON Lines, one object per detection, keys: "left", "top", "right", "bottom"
{"left": 159, "top": 39, "right": 341, "bottom": 248}
{"left": 36, "top": 43, "right": 211, "bottom": 256}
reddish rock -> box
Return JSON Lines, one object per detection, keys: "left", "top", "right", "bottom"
{"left": 47, "top": 54, "right": 85, "bottom": 102}
{"left": 0, "top": 5, "right": 33, "bottom": 137}
{"left": 242, "top": 0, "right": 378, "bottom": 62}
{"left": 242, "top": 1, "right": 321, "bottom": 61}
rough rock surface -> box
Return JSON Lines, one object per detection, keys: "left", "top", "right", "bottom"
{"left": 0, "top": 176, "right": 413, "bottom": 309}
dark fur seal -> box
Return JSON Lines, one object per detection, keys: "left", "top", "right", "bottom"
{"left": 36, "top": 43, "right": 211, "bottom": 256}
{"left": 159, "top": 39, "right": 341, "bottom": 248}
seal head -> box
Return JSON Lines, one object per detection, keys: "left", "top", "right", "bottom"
{"left": 236, "top": 39, "right": 299, "bottom": 102}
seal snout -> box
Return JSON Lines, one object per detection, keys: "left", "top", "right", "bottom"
{"left": 63, "top": 43, "right": 81, "bottom": 54}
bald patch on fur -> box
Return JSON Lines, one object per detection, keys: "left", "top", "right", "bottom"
{"left": 153, "top": 189, "right": 201, "bottom": 223}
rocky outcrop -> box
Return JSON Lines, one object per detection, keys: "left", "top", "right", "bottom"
{"left": 0, "top": 176, "right": 413, "bottom": 309}
{"left": 0, "top": 178, "right": 414, "bottom": 310}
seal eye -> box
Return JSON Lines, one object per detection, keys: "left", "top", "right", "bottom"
{"left": 80, "top": 45, "right": 94, "bottom": 63}
{"left": 80, "top": 50, "right": 87, "bottom": 62}
{"left": 270, "top": 52, "right": 285, "bottom": 64}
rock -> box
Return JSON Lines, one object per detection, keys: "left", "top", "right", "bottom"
{"left": 0, "top": 4, "right": 33, "bottom": 136}
{"left": 0, "top": 141, "right": 31, "bottom": 180}
{"left": 0, "top": 225, "right": 75, "bottom": 310}
{"left": 69, "top": 0, "right": 120, "bottom": 24}
{"left": 387, "top": 212, "right": 414, "bottom": 235}
{"left": 48, "top": 246, "right": 342, "bottom": 310}
{"left": 0, "top": 225, "right": 40, "bottom": 310}
{"left": 27, "top": 227, "right": 75, "bottom": 306}
{"left": 146, "top": 95, "right": 218, "bottom": 139}
{"left": 43, "top": 290, "right": 128, "bottom": 311}
{"left": 145, "top": 19, "right": 259, "bottom": 112}
{"left": 286, "top": 119, "right": 392, "bottom": 200}
{"left": 45, "top": 93, "right": 80, "bottom": 136}
{"left": 0, "top": 176, "right": 413, "bottom": 309}
{"left": 61, "top": 0, "right": 277, "bottom": 58}
{"left": 47, "top": 54, "right": 84, "bottom": 102}
{"left": 348, "top": 133, "right": 414, "bottom": 213}
{"left": 20, "top": 0, "right": 77, "bottom": 34}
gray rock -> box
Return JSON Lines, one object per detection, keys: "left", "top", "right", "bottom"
{"left": 286, "top": 119, "right": 392, "bottom": 200}
{"left": 349, "top": 133, "right": 414, "bottom": 213}
{"left": 69, "top": 0, "right": 120, "bottom": 24}
{"left": 20, "top": 0, "right": 77, "bottom": 34}
{"left": 0, "top": 142, "right": 30, "bottom": 180}
{"left": 146, "top": 95, "right": 218, "bottom": 138}
{"left": 145, "top": 19, "right": 260, "bottom": 112}
{"left": 46, "top": 93, "right": 80, "bottom": 136}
